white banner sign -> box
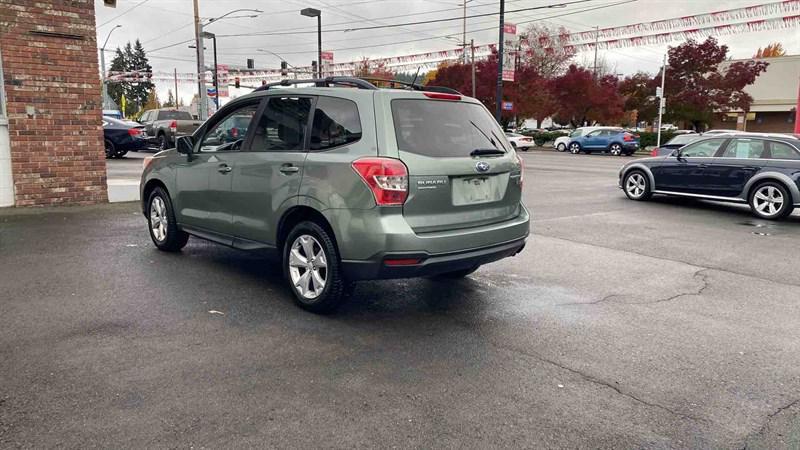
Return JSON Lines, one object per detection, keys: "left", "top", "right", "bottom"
{"left": 502, "top": 23, "right": 517, "bottom": 82}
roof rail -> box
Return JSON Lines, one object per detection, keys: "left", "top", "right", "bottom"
{"left": 255, "top": 76, "right": 378, "bottom": 91}
{"left": 357, "top": 77, "right": 463, "bottom": 95}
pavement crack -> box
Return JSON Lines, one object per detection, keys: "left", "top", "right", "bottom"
{"left": 630, "top": 269, "right": 711, "bottom": 305}
{"left": 741, "top": 398, "right": 800, "bottom": 449}
{"left": 535, "top": 233, "right": 800, "bottom": 289}
{"left": 560, "top": 293, "right": 620, "bottom": 306}
{"left": 445, "top": 316, "right": 705, "bottom": 424}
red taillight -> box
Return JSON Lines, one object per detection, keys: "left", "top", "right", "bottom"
{"left": 169, "top": 120, "right": 177, "bottom": 130}
{"left": 651, "top": 148, "right": 659, "bottom": 157}
{"left": 384, "top": 258, "right": 422, "bottom": 266}
{"left": 423, "top": 92, "right": 461, "bottom": 101}
{"left": 352, "top": 157, "right": 409, "bottom": 206}
{"left": 522, "top": 137, "right": 532, "bottom": 142}
{"left": 623, "top": 133, "right": 634, "bottom": 142}
{"left": 128, "top": 128, "right": 141, "bottom": 136}
{"left": 231, "top": 127, "right": 239, "bottom": 138}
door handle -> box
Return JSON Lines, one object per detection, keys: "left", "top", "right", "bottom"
{"left": 280, "top": 164, "right": 300, "bottom": 174}
{"left": 217, "top": 164, "right": 232, "bottom": 174}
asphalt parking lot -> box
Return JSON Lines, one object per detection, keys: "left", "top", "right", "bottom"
{"left": 3, "top": 151, "right": 800, "bottom": 448}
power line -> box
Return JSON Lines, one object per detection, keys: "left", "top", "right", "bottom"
{"left": 97, "top": 0, "right": 153, "bottom": 28}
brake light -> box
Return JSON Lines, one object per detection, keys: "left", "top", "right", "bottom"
{"left": 651, "top": 148, "right": 659, "bottom": 157}
{"left": 516, "top": 152, "right": 525, "bottom": 187}
{"left": 352, "top": 157, "right": 409, "bottom": 206}
{"left": 231, "top": 127, "right": 239, "bottom": 138}
{"left": 169, "top": 120, "right": 177, "bottom": 131}
{"left": 128, "top": 128, "right": 142, "bottom": 137}
{"left": 423, "top": 92, "right": 461, "bottom": 101}
{"left": 623, "top": 133, "right": 634, "bottom": 142}
{"left": 384, "top": 258, "right": 422, "bottom": 266}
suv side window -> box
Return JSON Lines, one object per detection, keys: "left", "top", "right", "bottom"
{"left": 309, "top": 96, "right": 361, "bottom": 151}
{"left": 140, "top": 110, "right": 152, "bottom": 122}
{"left": 680, "top": 138, "right": 727, "bottom": 157}
{"left": 586, "top": 130, "right": 603, "bottom": 137}
{"left": 769, "top": 141, "right": 800, "bottom": 160}
{"left": 250, "top": 97, "right": 312, "bottom": 152}
{"left": 721, "top": 138, "right": 766, "bottom": 159}
{"left": 199, "top": 103, "right": 260, "bottom": 152}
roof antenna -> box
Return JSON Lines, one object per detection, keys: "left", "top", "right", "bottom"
{"left": 410, "top": 67, "right": 421, "bottom": 90}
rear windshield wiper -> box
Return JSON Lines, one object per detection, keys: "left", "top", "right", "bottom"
{"left": 469, "top": 120, "right": 501, "bottom": 150}
{"left": 470, "top": 148, "right": 506, "bottom": 157}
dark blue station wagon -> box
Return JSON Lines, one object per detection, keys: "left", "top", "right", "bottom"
{"left": 618, "top": 134, "right": 800, "bottom": 220}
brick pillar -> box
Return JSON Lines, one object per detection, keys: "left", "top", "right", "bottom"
{"left": 0, "top": 0, "right": 107, "bottom": 206}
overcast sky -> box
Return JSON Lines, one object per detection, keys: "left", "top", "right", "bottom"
{"left": 94, "top": 0, "right": 800, "bottom": 103}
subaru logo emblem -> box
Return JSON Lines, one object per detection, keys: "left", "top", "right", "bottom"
{"left": 475, "top": 161, "right": 490, "bottom": 173}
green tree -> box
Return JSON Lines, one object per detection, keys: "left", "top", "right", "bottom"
{"left": 106, "top": 40, "right": 154, "bottom": 117}
{"left": 163, "top": 89, "right": 176, "bottom": 107}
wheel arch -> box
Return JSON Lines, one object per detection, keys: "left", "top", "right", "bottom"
{"left": 621, "top": 163, "right": 656, "bottom": 189}
{"left": 744, "top": 173, "right": 799, "bottom": 204}
{"left": 141, "top": 178, "right": 169, "bottom": 215}
{"left": 277, "top": 205, "right": 339, "bottom": 256}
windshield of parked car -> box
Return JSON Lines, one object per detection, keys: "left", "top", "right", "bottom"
{"left": 666, "top": 134, "right": 701, "bottom": 146}
{"left": 391, "top": 99, "right": 510, "bottom": 157}
{"left": 157, "top": 110, "right": 193, "bottom": 121}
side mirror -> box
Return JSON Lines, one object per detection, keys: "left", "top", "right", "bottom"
{"left": 176, "top": 136, "right": 194, "bottom": 156}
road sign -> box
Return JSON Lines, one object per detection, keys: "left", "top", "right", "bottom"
{"left": 502, "top": 101, "right": 514, "bottom": 111}
{"left": 656, "top": 86, "right": 663, "bottom": 97}
{"left": 321, "top": 51, "right": 334, "bottom": 77}
{"left": 502, "top": 23, "right": 517, "bottom": 82}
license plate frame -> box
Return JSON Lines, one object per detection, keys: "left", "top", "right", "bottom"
{"left": 453, "top": 176, "right": 495, "bottom": 206}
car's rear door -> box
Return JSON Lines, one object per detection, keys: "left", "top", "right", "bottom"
{"left": 703, "top": 138, "right": 766, "bottom": 197}
{"left": 226, "top": 95, "right": 313, "bottom": 245}
{"left": 384, "top": 93, "right": 523, "bottom": 234}
{"left": 582, "top": 130, "right": 604, "bottom": 149}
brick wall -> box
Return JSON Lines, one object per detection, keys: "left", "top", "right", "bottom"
{"left": 0, "top": 0, "right": 107, "bottom": 206}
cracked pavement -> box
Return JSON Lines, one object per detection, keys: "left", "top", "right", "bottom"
{"left": 2, "top": 151, "right": 800, "bottom": 448}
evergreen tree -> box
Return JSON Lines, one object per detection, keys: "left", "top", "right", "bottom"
{"left": 106, "top": 40, "right": 154, "bottom": 117}
{"left": 163, "top": 89, "right": 176, "bottom": 107}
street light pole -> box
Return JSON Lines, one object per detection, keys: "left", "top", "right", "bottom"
{"left": 471, "top": 39, "right": 476, "bottom": 98}
{"left": 656, "top": 53, "right": 667, "bottom": 148}
{"left": 192, "top": 0, "right": 207, "bottom": 120}
{"left": 301, "top": 8, "right": 322, "bottom": 78}
{"left": 202, "top": 31, "right": 219, "bottom": 110}
{"left": 99, "top": 24, "right": 121, "bottom": 110}
{"left": 495, "top": 0, "right": 505, "bottom": 121}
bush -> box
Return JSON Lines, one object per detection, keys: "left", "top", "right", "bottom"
{"left": 637, "top": 132, "right": 676, "bottom": 148}
{"left": 519, "top": 130, "right": 568, "bottom": 146}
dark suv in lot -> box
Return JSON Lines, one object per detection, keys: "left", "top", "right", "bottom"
{"left": 619, "top": 133, "right": 800, "bottom": 220}
{"left": 140, "top": 78, "right": 530, "bottom": 313}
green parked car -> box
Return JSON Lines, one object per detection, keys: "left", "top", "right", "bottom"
{"left": 141, "top": 77, "right": 530, "bottom": 313}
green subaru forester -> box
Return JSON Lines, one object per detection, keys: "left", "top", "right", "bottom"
{"left": 141, "top": 77, "right": 530, "bottom": 313}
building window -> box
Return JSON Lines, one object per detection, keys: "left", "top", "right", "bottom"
{"left": 789, "top": 111, "right": 796, "bottom": 124}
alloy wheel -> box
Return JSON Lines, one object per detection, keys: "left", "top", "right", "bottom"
{"left": 753, "top": 185, "right": 784, "bottom": 217}
{"left": 288, "top": 235, "right": 328, "bottom": 300}
{"left": 610, "top": 144, "right": 622, "bottom": 156}
{"left": 557, "top": 143, "right": 566, "bottom": 152}
{"left": 158, "top": 135, "right": 167, "bottom": 151}
{"left": 626, "top": 173, "right": 646, "bottom": 199}
{"left": 569, "top": 143, "right": 581, "bottom": 154}
{"left": 149, "top": 196, "right": 168, "bottom": 242}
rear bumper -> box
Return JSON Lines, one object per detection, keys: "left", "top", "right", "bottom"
{"left": 341, "top": 237, "right": 527, "bottom": 280}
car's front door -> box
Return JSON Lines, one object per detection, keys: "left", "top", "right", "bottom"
{"left": 227, "top": 96, "right": 314, "bottom": 245}
{"left": 651, "top": 137, "right": 728, "bottom": 194}
{"left": 174, "top": 101, "right": 261, "bottom": 238}
{"left": 582, "top": 130, "right": 604, "bottom": 149}
{"left": 703, "top": 138, "right": 766, "bottom": 197}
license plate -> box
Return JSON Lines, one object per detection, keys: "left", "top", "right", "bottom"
{"left": 453, "top": 176, "right": 495, "bottom": 206}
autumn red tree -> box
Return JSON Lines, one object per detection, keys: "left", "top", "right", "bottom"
{"left": 353, "top": 57, "right": 395, "bottom": 83}
{"left": 663, "top": 37, "right": 768, "bottom": 130}
{"left": 618, "top": 72, "right": 658, "bottom": 123}
{"left": 550, "top": 65, "right": 624, "bottom": 126}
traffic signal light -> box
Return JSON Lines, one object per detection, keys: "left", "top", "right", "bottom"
{"left": 234, "top": 77, "right": 240, "bottom": 89}
{"left": 281, "top": 61, "right": 288, "bottom": 77}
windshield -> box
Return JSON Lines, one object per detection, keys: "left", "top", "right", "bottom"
{"left": 666, "top": 134, "right": 701, "bottom": 146}
{"left": 569, "top": 129, "right": 584, "bottom": 138}
{"left": 157, "top": 110, "right": 193, "bottom": 121}
{"left": 391, "top": 99, "right": 509, "bottom": 157}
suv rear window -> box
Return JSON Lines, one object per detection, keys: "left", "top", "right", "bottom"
{"left": 391, "top": 99, "right": 509, "bottom": 157}
{"left": 157, "top": 110, "right": 192, "bottom": 121}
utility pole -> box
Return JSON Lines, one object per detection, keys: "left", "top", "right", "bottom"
{"left": 592, "top": 26, "right": 599, "bottom": 79}
{"left": 471, "top": 39, "right": 476, "bottom": 98}
{"left": 193, "top": 0, "right": 207, "bottom": 120}
{"left": 174, "top": 68, "right": 178, "bottom": 108}
{"left": 462, "top": 1, "right": 467, "bottom": 63}
{"left": 495, "top": 0, "right": 505, "bottom": 121}
{"left": 656, "top": 53, "right": 666, "bottom": 148}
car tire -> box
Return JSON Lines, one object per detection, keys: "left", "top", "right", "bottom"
{"left": 609, "top": 143, "right": 623, "bottom": 156}
{"left": 147, "top": 187, "right": 190, "bottom": 252}
{"left": 569, "top": 142, "right": 581, "bottom": 154}
{"left": 749, "top": 181, "right": 794, "bottom": 220}
{"left": 157, "top": 134, "right": 168, "bottom": 151}
{"left": 104, "top": 139, "right": 115, "bottom": 159}
{"left": 557, "top": 143, "right": 567, "bottom": 152}
{"left": 623, "top": 170, "right": 652, "bottom": 201}
{"left": 283, "top": 221, "right": 348, "bottom": 314}
{"left": 433, "top": 266, "right": 480, "bottom": 279}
